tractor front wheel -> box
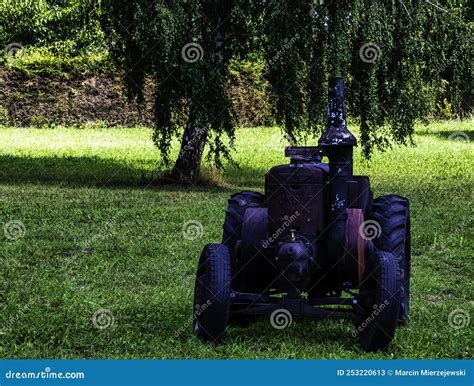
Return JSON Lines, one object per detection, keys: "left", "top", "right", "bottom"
{"left": 193, "top": 244, "right": 231, "bottom": 343}
{"left": 355, "top": 249, "right": 402, "bottom": 352}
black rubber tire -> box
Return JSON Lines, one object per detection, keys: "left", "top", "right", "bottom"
{"left": 222, "top": 191, "right": 264, "bottom": 258}
{"left": 371, "top": 195, "right": 411, "bottom": 323}
{"left": 193, "top": 244, "right": 231, "bottom": 343}
{"left": 356, "top": 249, "right": 402, "bottom": 352}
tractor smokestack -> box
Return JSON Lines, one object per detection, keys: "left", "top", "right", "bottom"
{"left": 319, "top": 77, "right": 356, "bottom": 147}
{"left": 319, "top": 78, "right": 356, "bottom": 264}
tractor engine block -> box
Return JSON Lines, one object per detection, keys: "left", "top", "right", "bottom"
{"left": 264, "top": 163, "right": 327, "bottom": 293}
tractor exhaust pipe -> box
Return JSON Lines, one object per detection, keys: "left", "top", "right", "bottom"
{"left": 318, "top": 78, "right": 357, "bottom": 262}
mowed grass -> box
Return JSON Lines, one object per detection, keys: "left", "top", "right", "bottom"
{"left": 0, "top": 121, "right": 473, "bottom": 359}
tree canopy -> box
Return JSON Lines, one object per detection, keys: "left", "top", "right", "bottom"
{"left": 102, "top": 0, "right": 473, "bottom": 183}
{"left": 1, "top": 0, "right": 104, "bottom": 55}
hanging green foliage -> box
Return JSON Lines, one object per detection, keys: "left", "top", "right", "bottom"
{"left": 0, "top": 0, "right": 105, "bottom": 54}
{"left": 261, "top": 0, "right": 472, "bottom": 156}
{"left": 101, "top": 0, "right": 473, "bottom": 182}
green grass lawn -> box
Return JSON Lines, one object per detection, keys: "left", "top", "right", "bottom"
{"left": 0, "top": 121, "right": 473, "bottom": 359}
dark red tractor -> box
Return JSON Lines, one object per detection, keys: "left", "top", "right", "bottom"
{"left": 193, "top": 77, "right": 411, "bottom": 352}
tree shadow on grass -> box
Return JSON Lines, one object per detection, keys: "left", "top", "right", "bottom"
{"left": 0, "top": 155, "right": 236, "bottom": 193}
{"left": 0, "top": 152, "right": 462, "bottom": 195}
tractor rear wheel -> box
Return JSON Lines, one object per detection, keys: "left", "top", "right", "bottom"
{"left": 355, "top": 249, "right": 402, "bottom": 352}
{"left": 371, "top": 195, "right": 411, "bottom": 323}
{"left": 193, "top": 244, "right": 231, "bottom": 343}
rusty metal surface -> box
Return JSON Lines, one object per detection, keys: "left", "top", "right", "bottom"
{"left": 344, "top": 208, "right": 366, "bottom": 285}
{"left": 265, "top": 163, "right": 326, "bottom": 237}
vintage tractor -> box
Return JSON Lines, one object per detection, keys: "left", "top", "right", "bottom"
{"left": 192, "top": 77, "right": 411, "bottom": 352}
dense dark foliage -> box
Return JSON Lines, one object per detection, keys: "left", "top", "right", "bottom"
{"left": 2, "top": 0, "right": 472, "bottom": 182}
{"left": 262, "top": 0, "right": 473, "bottom": 155}
{"left": 0, "top": 0, "right": 104, "bottom": 55}
{"left": 102, "top": 0, "right": 260, "bottom": 181}
{"left": 100, "top": 0, "right": 472, "bottom": 181}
